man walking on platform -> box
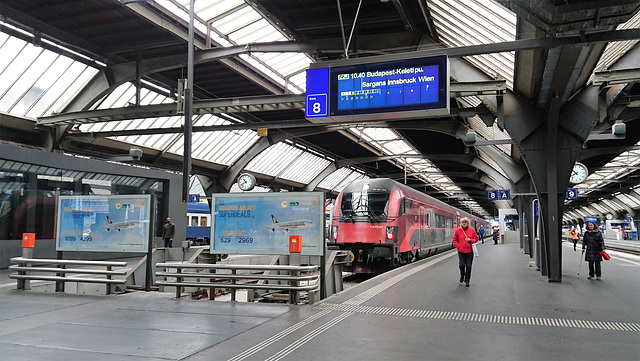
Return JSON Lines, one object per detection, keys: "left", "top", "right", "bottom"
{"left": 162, "top": 217, "right": 175, "bottom": 248}
{"left": 479, "top": 225, "right": 485, "bottom": 244}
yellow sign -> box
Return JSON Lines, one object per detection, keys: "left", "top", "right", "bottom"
{"left": 257, "top": 128, "right": 268, "bottom": 137}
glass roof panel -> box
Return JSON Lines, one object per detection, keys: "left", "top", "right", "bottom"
{"left": 0, "top": 27, "right": 100, "bottom": 118}
{"left": 316, "top": 168, "right": 367, "bottom": 193}
{"left": 245, "top": 142, "right": 302, "bottom": 176}
{"left": 600, "top": 199, "right": 624, "bottom": 212}
{"left": 616, "top": 193, "right": 640, "bottom": 209}
{"left": 277, "top": 152, "right": 332, "bottom": 184}
{"left": 579, "top": 142, "right": 640, "bottom": 196}
{"left": 594, "top": 11, "right": 640, "bottom": 72}
{"left": 427, "top": 0, "right": 516, "bottom": 89}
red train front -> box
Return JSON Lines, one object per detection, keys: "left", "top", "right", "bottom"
{"left": 328, "top": 178, "right": 485, "bottom": 273}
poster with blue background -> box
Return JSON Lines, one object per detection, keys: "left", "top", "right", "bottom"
{"left": 211, "top": 192, "right": 324, "bottom": 256}
{"left": 57, "top": 195, "right": 151, "bottom": 252}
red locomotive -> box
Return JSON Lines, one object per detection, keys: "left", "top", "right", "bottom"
{"left": 328, "top": 178, "right": 489, "bottom": 273}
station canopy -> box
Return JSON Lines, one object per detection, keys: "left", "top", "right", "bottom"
{"left": 1, "top": 0, "right": 639, "bottom": 221}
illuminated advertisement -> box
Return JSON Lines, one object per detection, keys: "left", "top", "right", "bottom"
{"left": 306, "top": 55, "right": 449, "bottom": 122}
{"left": 56, "top": 195, "right": 151, "bottom": 252}
{"left": 211, "top": 192, "right": 325, "bottom": 256}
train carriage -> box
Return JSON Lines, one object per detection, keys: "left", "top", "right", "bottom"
{"left": 328, "top": 178, "right": 488, "bottom": 273}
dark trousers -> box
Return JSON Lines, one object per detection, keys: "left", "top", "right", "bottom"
{"left": 572, "top": 239, "right": 577, "bottom": 250}
{"left": 588, "top": 261, "right": 601, "bottom": 277}
{"left": 164, "top": 238, "right": 173, "bottom": 248}
{"left": 458, "top": 252, "right": 474, "bottom": 282}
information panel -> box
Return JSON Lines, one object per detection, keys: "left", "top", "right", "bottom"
{"left": 306, "top": 55, "right": 449, "bottom": 122}
{"left": 210, "top": 192, "right": 325, "bottom": 256}
{"left": 56, "top": 195, "right": 151, "bottom": 252}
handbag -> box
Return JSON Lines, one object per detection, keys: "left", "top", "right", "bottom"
{"left": 460, "top": 227, "right": 478, "bottom": 257}
{"left": 472, "top": 243, "right": 479, "bottom": 257}
{"left": 600, "top": 251, "right": 610, "bottom": 261}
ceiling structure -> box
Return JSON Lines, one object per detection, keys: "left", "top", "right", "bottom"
{"left": 0, "top": 0, "right": 639, "bottom": 222}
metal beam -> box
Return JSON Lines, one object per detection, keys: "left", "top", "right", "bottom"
{"left": 39, "top": 80, "right": 501, "bottom": 126}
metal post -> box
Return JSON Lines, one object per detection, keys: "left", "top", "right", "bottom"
{"left": 145, "top": 194, "right": 156, "bottom": 292}
{"left": 56, "top": 264, "right": 66, "bottom": 293}
{"left": 231, "top": 269, "right": 236, "bottom": 302}
{"left": 182, "top": 0, "right": 194, "bottom": 202}
{"left": 289, "top": 253, "right": 300, "bottom": 304}
{"left": 107, "top": 265, "right": 113, "bottom": 295}
{"left": 176, "top": 266, "right": 182, "bottom": 299}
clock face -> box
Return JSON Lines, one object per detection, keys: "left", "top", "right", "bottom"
{"left": 569, "top": 163, "right": 588, "bottom": 184}
{"left": 237, "top": 173, "right": 255, "bottom": 191}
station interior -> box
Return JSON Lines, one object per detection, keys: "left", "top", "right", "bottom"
{"left": 0, "top": 1, "right": 639, "bottom": 360}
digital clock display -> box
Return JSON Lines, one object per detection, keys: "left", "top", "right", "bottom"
{"left": 306, "top": 55, "right": 449, "bottom": 122}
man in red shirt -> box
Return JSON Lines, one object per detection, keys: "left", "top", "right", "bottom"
{"left": 452, "top": 217, "right": 478, "bottom": 287}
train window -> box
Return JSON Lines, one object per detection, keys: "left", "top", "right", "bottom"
{"left": 340, "top": 191, "right": 389, "bottom": 220}
{"left": 190, "top": 216, "right": 198, "bottom": 226}
{"left": 200, "top": 217, "right": 207, "bottom": 227}
{"left": 399, "top": 197, "right": 409, "bottom": 216}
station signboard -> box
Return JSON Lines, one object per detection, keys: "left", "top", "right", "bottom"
{"left": 306, "top": 54, "right": 449, "bottom": 122}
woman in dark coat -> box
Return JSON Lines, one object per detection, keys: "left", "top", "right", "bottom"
{"left": 581, "top": 221, "right": 606, "bottom": 280}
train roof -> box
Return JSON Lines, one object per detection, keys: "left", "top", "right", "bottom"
{"left": 340, "top": 178, "right": 485, "bottom": 222}
{"left": 187, "top": 202, "right": 210, "bottom": 214}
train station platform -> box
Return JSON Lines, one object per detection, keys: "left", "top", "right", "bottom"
{"left": 1, "top": 242, "right": 639, "bottom": 361}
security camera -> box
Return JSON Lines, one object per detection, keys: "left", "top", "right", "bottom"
{"left": 129, "top": 148, "right": 143, "bottom": 160}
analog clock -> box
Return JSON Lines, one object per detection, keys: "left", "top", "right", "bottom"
{"left": 237, "top": 173, "right": 256, "bottom": 191}
{"left": 569, "top": 162, "right": 588, "bottom": 184}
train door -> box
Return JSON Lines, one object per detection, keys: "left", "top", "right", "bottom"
{"left": 419, "top": 205, "right": 426, "bottom": 250}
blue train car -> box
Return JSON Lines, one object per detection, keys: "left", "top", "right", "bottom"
{"left": 187, "top": 202, "right": 211, "bottom": 245}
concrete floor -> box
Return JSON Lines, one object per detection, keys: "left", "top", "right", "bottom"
{"left": 1, "top": 242, "right": 639, "bottom": 361}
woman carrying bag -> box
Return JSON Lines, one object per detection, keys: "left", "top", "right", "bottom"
{"left": 581, "top": 221, "right": 606, "bottom": 280}
{"left": 452, "top": 217, "right": 478, "bottom": 287}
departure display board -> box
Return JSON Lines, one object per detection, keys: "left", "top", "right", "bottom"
{"left": 306, "top": 55, "right": 449, "bottom": 122}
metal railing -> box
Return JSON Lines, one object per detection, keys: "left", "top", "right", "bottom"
{"left": 155, "top": 262, "right": 319, "bottom": 303}
{"left": 9, "top": 257, "right": 128, "bottom": 295}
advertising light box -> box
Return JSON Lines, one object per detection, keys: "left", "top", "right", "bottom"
{"left": 306, "top": 55, "right": 449, "bottom": 122}
{"left": 210, "top": 192, "right": 325, "bottom": 256}
{"left": 56, "top": 195, "right": 151, "bottom": 252}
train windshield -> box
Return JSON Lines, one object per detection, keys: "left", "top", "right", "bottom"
{"left": 340, "top": 191, "right": 389, "bottom": 221}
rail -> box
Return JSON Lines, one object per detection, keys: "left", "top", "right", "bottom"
{"left": 9, "top": 257, "right": 128, "bottom": 295}
{"left": 155, "top": 262, "right": 319, "bottom": 303}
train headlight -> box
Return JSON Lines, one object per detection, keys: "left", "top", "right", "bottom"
{"left": 332, "top": 226, "right": 339, "bottom": 240}
{"left": 386, "top": 226, "right": 395, "bottom": 241}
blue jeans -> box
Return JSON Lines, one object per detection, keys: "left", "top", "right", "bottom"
{"left": 458, "top": 252, "right": 474, "bottom": 282}
{"left": 164, "top": 238, "right": 173, "bottom": 248}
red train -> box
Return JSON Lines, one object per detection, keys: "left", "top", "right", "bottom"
{"left": 328, "top": 178, "right": 489, "bottom": 273}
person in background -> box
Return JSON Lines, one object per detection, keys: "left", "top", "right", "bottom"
{"left": 162, "top": 217, "right": 175, "bottom": 248}
{"left": 452, "top": 217, "right": 478, "bottom": 287}
{"left": 570, "top": 227, "right": 579, "bottom": 251}
{"left": 492, "top": 228, "right": 499, "bottom": 245}
{"left": 582, "top": 221, "right": 606, "bottom": 280}
{"left": 479, "top": 225, "right": 485, "bottom": 244}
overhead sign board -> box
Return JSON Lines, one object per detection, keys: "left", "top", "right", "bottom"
{"left": 566, "top": 188, "right": 578, "bottom": 199}
{"left": 56, "top": 195, "right": 151, "bottom": 253}
{"left": 306, "top": 55, "right": 449, "bottom": 122}
{"left": 210, "top": 192, "right": 325, "bottom": 256}
{"left": 488, "top": 189, "right": 510, "bottom": 200}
